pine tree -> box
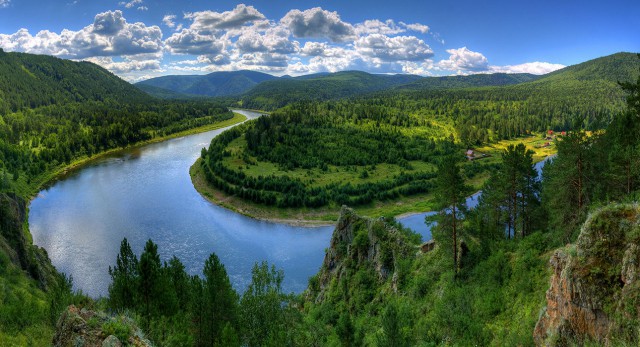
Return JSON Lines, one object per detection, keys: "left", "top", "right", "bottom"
{"left": 138, "top": 239, "right": 162, "bottom": 328}
{"left": 431, "top": 142, "right": 468, "bottom": 274}
{"left": 202, "top": 253, "right": 238, "bottom": 346}
{"left": 108, "top": 238, "right": 139, "bottom": 311}
{"left": 542, "top": 129, "right": 597, "bottom": 240}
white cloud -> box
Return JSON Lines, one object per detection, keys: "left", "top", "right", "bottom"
{"left": 84, "top": 55, "right": 160, "bottom": 74}
{"left": 118, "top": 0, "right": 142, "bottom": 9}
{"left": 281, "top": 7, "right": 356, "bottom": 43}
{"left": 236, "top": 26, "right": 298, "bottom": 54}
{"left": 356, "top": 34, "right": 433, "bottom": 62}
{"left": 93, "top": 10, "right": 126, "bottom": 35}
{"left": 0, "top": 11, "right": 163, "bottom": 59}
{"left": 400, "top": 22, "right": 429, "bottom": 34}
{"left": 401, "top": 60, "right": 435, "bottom": 75}
{"left": 438, "top": 47, "right": 489, "bottom": 72}
{"left": 162, "top": 14, "right": 176, "bottom": 28}
{"left": 185, "top": 4, "right": 265, "bottom": 32}
{"left": 164, "top": 28, "right": 226, "bottom": 55}
{"left": 137, "top": 6, "right": 148, "bottom": 11}
{"left": 489, "top": 61, "right": 565, "bottom": 75}
{"left": 0, "top": 0, "right": 10, "bottom": 8}
{"left": 355, "top": 19, "right": 404, "bottom": 35}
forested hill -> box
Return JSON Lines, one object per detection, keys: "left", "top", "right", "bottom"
{"left": 0, "top": 49, "right": 150, "bottom": 114}
{"left": 136, "top": 70, "right": 278, "bottom": 97}
{"left": 394, "top": 72, "right": 540, "bottom": 91}
{"left": 240, "top": 71, "right": 422, "bottom": 110}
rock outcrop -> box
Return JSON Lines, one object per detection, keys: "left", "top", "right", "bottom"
{"left": 305, "top": 206, "right": 416, "bottom": 304}
{"left": 534, "top": 204, "right": 640, "bottom": 346}
{"left": 53, "top": 305, "right": 152, "bottom": 347}
{"left": 0, "top": 192, "right": 57, "bottom": 288}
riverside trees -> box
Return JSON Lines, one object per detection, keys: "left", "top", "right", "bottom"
{"left": 107, "top": 239, "right": 297, "bottom": 346}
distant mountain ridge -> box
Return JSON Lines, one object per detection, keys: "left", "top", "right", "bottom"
{"left": 133, "top": 52, "right": 640, "bottom": 113}
{"left": 135, "top": 70, "right": 277, "bottom": 98}
{"left": 239, "top": 70, "right": 423, "bottom": 109}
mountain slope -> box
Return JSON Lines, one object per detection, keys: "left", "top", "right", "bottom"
{"left": 240, "top": 71, "right": 422, "bottom": 110}
{"left": 136, "top": 70, "right": 277, "bottom": 97}
{"left": 395, "top": 72, "right": 540, "bottom": 91}
{"left": 135, "top": 84, "right": 200, "bottom": 99}
{"left": 0, "top": 49, "right": 151, "bottom": 113}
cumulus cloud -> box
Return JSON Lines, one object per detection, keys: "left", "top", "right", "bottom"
{"left": 400, "top": 22, "right": 429, "bottom": 34}
{"left": 0, "top": 0, "right": 9, "bottom": 8}
{"left": 356, "top": 34, "right": 433, "bottom": 62}
{"left": 164, "top": 28, "right": 225, "bottom": 55}
{"left": 0, "top": 10, "right": 162, "bottom": 59}
{"left": 355, "top": 19, "right": 404, "bottom": 35}
{"left": 281, "top": 7, "right": 356, "bottom": 42}
{"left": 438, "top": 46, "right": 489, "bottom": 72}
{"left": 185, "top": 4, "right": 265, "bottom": 32}
{"left": 93, "top": 10, "right": 126, "bottom": 35}
{"left": 236, "top": 26, "right": 298, "bottom": 54}
{"left": 401, "top": 60, "right": 435, "bottom": 75}
{"left": 118, "top": 0, "right": 142, "bottom": 8}
{"left": 2, "top": 4, "right": 563, "bottom": 79}
{"left": 84, "top": 55, "right": 160, "bottom": 74}
{"left": 490, "top": 61, "right": 565, "bottom": 75}
{"left": 162, "top": 15, "right": 176, "bottom": 28}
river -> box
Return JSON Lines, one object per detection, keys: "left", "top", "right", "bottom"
{"left": 29, "top": 109, "right": 551, "bottom": 297}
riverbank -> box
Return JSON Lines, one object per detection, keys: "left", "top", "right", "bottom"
{"left": 24, "top": 112, "right": 247, "bottom": 200}
{"left": 190, "top": 142, "right": 555, "bottom": 226}
{"left": 190, "top": 157, "right": 441, "bottom": 226}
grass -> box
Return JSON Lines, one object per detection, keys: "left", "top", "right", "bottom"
{"left": 192, "top": 133, "right": 556, "bottom": 225}
{"left": 0, "top": 251, "right": 53, "bottom": 346}
{"left": 475, "top": 134, "right": 557, "bottom": 162}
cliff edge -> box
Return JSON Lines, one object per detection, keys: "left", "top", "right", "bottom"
{"left": 534, "top": 204, "right": 640, "bottom": 346}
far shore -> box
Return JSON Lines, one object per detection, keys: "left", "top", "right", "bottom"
{"left": 26, "top": 112, "right": 247, "bottom": 201}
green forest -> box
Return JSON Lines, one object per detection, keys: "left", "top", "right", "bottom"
{"left": 0, "top": 49, "right": 639, "bottom": 346}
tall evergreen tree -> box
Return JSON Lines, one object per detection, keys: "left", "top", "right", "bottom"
{"left": 108, "top": 238, "right": 139, "bottom": 311}
{"left": 202, "top": 253, "right": 238, "bottom": 346}
{"left": 542, "top": 129, "right": 597, "bottom": 240}
{"left": 138, "top": 239, "right": 162, "bottom": 328}
{"left": 430, "top": 142, "right": 468, "bottom": 274}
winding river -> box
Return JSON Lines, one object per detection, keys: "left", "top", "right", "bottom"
{"left": 29, "top": 109, "right": 550, "bottom": 297}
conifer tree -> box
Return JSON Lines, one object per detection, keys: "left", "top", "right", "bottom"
{"left": 108, "top": 238, "right": 139, "bottom": 311}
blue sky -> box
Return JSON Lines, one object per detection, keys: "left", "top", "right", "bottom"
{"left": 0, "top": 0, "right": 638, "bottom": 81}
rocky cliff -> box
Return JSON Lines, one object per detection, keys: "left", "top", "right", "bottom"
{"left": 534, "top": 204, "right": 640, "bottom": 346}
{"left": 305, "top": 206, "right": 416, "bottom": 304}
{"left": 0, "top": 192, "right": 57, "bottom": 288}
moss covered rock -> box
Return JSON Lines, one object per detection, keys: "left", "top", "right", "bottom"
{"left": 534, "top": 204, "right": 640, "bottom": 346}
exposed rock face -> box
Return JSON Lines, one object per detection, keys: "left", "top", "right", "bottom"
{"left": 53, "top": 305, "right": 152, "bottom": 347}
{"left": 305, "top": 206, "right": 415, "bottom": 303}
{"left": 534, "top": 204, "right": 640, "bottom": 346}
{"left": 0, "top": 192, "right": 56, "bottom": 288}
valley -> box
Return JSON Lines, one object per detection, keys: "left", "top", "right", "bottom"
{"left": 0, "top": 46, "right": 638, "bottom": 346}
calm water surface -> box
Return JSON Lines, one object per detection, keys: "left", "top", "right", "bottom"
{"left": 30, "top": 110, "right": 335, "bottom": 297}
{"left": 29, "top": 109, "right": 551, "bottom": 297}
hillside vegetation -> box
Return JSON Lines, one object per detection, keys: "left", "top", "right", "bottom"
{"left": 136, "top": 70, "right": 278, "bottom": 98}
{"left": 0, "top": 51, "right": 244, "bottom": 344}
{"left": 0, "top": 48, "right": 150, "bottom": 113}
{"left": 0, "top": 50, "right": 638, "bottom": 346}
{"left": 240, "top": 71, "right": 422, "bottom": 110}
